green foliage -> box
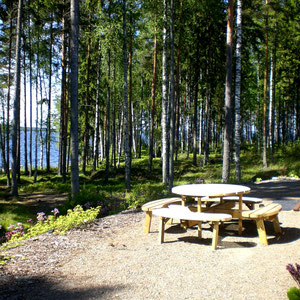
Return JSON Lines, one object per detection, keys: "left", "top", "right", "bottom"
{"left": 3, "top": 206, "right": 100, "bottom": 247}
{"left": 128, "top": 182, "right": 169, "bottom": 208}
{"left": 0, "top": 204, "right": 34, "bottom": 232}
{"left": 287, "top": 287, "right": 300, "bottom": 300}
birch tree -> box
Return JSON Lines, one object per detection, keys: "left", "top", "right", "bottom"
{"left": 222, "top": 0, "right": 233, "bottom": 183}
{"left": 161, "top": 0, "right": 169, "bottom": 184}
{"left": 123, "top": 0, "right": 131, "bottom": 191}
{"left": 11, "top": 0, "right": 23, "bottom": 196}
{"left": 70, "top": 0, "right": 80, "bottom": 196}
{"left": 234, "top": 0, "right": 242, "bottom": 181}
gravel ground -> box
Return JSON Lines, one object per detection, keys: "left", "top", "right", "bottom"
{"left": 0, "top": 180, "right": 299, "bottom": 300}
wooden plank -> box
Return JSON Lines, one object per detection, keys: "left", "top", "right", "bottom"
{"left": 256, "top": 218, "right": 268, "bottom": 245}
{"left": 142, "top": 198, "right": 182, "bottom": 211}
{"left": 248, "top": 204, "right": 282, "bottom": 218}
{"left": 212, "top": 222, "right": 219, "bottom": 250}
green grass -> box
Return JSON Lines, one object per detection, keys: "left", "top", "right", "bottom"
{"left": 0, "top": 143, "right": 299, "bottom": 235}
{"left": 0, "top": 204, "right": 34, "bottom": 236}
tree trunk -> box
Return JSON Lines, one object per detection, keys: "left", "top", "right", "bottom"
{"left": 70, "top": 0, "right": 80, "bottom": 196}
{"left": 39, "top": 69, "right": 43, "bottom": 170}
{"left": 23, "top": 41, "right": 28, "bottom": 175}
{"left": 11, "top": 0, "right": 23, "bottom": 196}
{"left": 169, "top": 0, "right": 175, "bottom": 189}
{"left": 82, "top": 21, "right": 92, "bottom": 175}
{"left": 104, "top": 49, "right": 111, "bottom": 183}
{"left": 112, "top": 51, "right": 117, "bottom": 168}
{"left": 6, "top": 13, "right": 13, "bottom": 186}
{"left": 268, "top": 52, "right": 274, "bottom": 156}
{"left": 193, "top": 49, "right": 200, "bottom": 166}
{"left": 34, "top": 40, "right": 39, "bottom": 183}
{"left": 128, "top": 3, "right": 133, "bottom": 161}
{"left": 262, "top": 0, "right": 269, "bottom": 169}
{"left": 175, "top": 0, "right": 183, "bottom": 161}
{"left": 162, "top": 0, "right": 169, "bottom": 184}
{"left": 46, "top": 18, "right": 53, "bottom": 172}
{"left": 222, "top": 0, "right": 233, "bottom": 183}
{"left": 234, "top": 0, "right": 242, "bottom": 181}
{"left": 93, "top": 42, "right": 102, "bottom": 171}
{"left": 123, "top": 0, "right": 131, "bottom": 191}
{"left": 148, "top": 14, "right": 157, "bottom": 173}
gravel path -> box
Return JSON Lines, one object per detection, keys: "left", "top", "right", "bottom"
{"left": 0, "top": 180, "right": 299, "bottom": 299}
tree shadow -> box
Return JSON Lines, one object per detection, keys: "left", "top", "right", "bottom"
{"left": 0, "top": 276, "right": 125, "bottom": 300}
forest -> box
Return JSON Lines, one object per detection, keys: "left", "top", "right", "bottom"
{"left": 0, "top": 0, "right": 299, "bottom": 200}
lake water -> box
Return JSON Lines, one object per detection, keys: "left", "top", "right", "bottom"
{"left": 0, "top": 129, "right": 59, "bottom": 168}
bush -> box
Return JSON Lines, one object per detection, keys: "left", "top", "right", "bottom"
{"left": 128, "top": 182, "right": 169, "bottom": 208}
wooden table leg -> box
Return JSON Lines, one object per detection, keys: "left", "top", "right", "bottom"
{"left": 144, "top": 211, "right": 152, "bottom": 234}
{"left": 196, "top": 197, "right": 202, "bottom": 212}
{"left": 212, "top": 221, "right": 219, "bottom": 250}
{"left": 159, "top": 217, "right": 166, "bottom": 243}
{"left": 238, "top": 193, "right": 243, "bottom": 235}
{"left": 198, "top": 222, "right": 202, "bottom": 238}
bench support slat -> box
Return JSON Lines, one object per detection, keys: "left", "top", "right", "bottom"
{"left": 256, "top": 218, "right": 268, "bottom": 245}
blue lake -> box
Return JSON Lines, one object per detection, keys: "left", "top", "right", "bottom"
{"left": 0, "top": 129, "right": 60, "bottom": 168}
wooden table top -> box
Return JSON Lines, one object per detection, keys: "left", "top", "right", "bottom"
{"left": 172, "top": 183, "right": 251, "bottom": 198}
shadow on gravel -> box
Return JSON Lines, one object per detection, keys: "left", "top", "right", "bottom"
{"left": 247, "top": 180, "right": 300, "bottom": 211}
{"left": 0, "top": 276, "right": 125, "bottom": 300}
{"left": 162, "top": 220, "right": 300, "bottom": 248}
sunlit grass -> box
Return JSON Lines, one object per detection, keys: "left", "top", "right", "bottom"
{"left": 0, "top": 204, "right": 34, "bottom": 232}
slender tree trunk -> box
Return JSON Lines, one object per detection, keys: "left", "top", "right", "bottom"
{"left": 186, "top": 82, "right": 190, "bottom": 158}
{"left": 28, "top": 10, "right": 33, "bottom": 177}
{"left": 93, "top": 42, "right": 102, "bottom": 171}
{"left": 269, "top": 52, "right": 274, "bottom": 156}
{"left": 6, "top": 13, "right": 13, "bottom": 186}
{"left": 175, "top": 0, "right": 183, "bottom": 161}
{"left": 262, "top": 0, "right": 269, "bottom": 169}
{"left": 169, "top": 0, "right": 175, "bottom": 189}
{"left": 61, "top": 9, "right": 68, "bottom": 183}
{"left": 82, "top": 21, "right": 91, "bottom": 175}
{"left": 34, "top": 42, "right": 39, "bottom": 183}
{"left": 148, "top": 14, "right": 157, "bottom": 173}
{"left": 70, "top": 0, "right": 80, "bottom": 196}
{"left": 193, "top": 44, "right": 200, "bottom": 166}
{"left": 203, "top": 84, "right": 210, "bottom": 166}
{"left": 104, "top": 49, "right": 111, "bottom": 183}
{"left": 117, "top": 110, "right": 124, "bottom": 167}
{"left": 128, "top": 3, "right": 133, "bottom": 161}
{"left": 222, "top": 0, "right": 233, "bottom": 183}
{"left": 46, "top": 18, "right": 53, "bottom": 172}
{"left": 123, "top": 0, "right": 131, "bottom": 191}
{"left": 11, "top": 0, "right": 23, "bottom": 196}
{"left": 23, "top": 41, "right": 28, "bottom": 175}
{"left": 234, "top": 0, "right": 242, "bottom": 181}
{"left": 162, "top": 0, "right": 169, "bottom": 184}
{"left": 112, "top": 51, "right": 117, "bottom": 168}
{"left": 39, "top": 70, "right": 43, "bottom": 170}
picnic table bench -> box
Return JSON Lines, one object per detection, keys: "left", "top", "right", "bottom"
{"left": 142, "top": 197, "right": 182, "bottom": 233}
{"left": 205, "top": 202, "right": 282, "bottom": 245}
{"left": 152, "top": 205, "right": 232, "bottom": 250}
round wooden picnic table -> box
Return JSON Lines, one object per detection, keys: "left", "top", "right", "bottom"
{"left": 172, "top": 183, "right": 251, "bottom": 235}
